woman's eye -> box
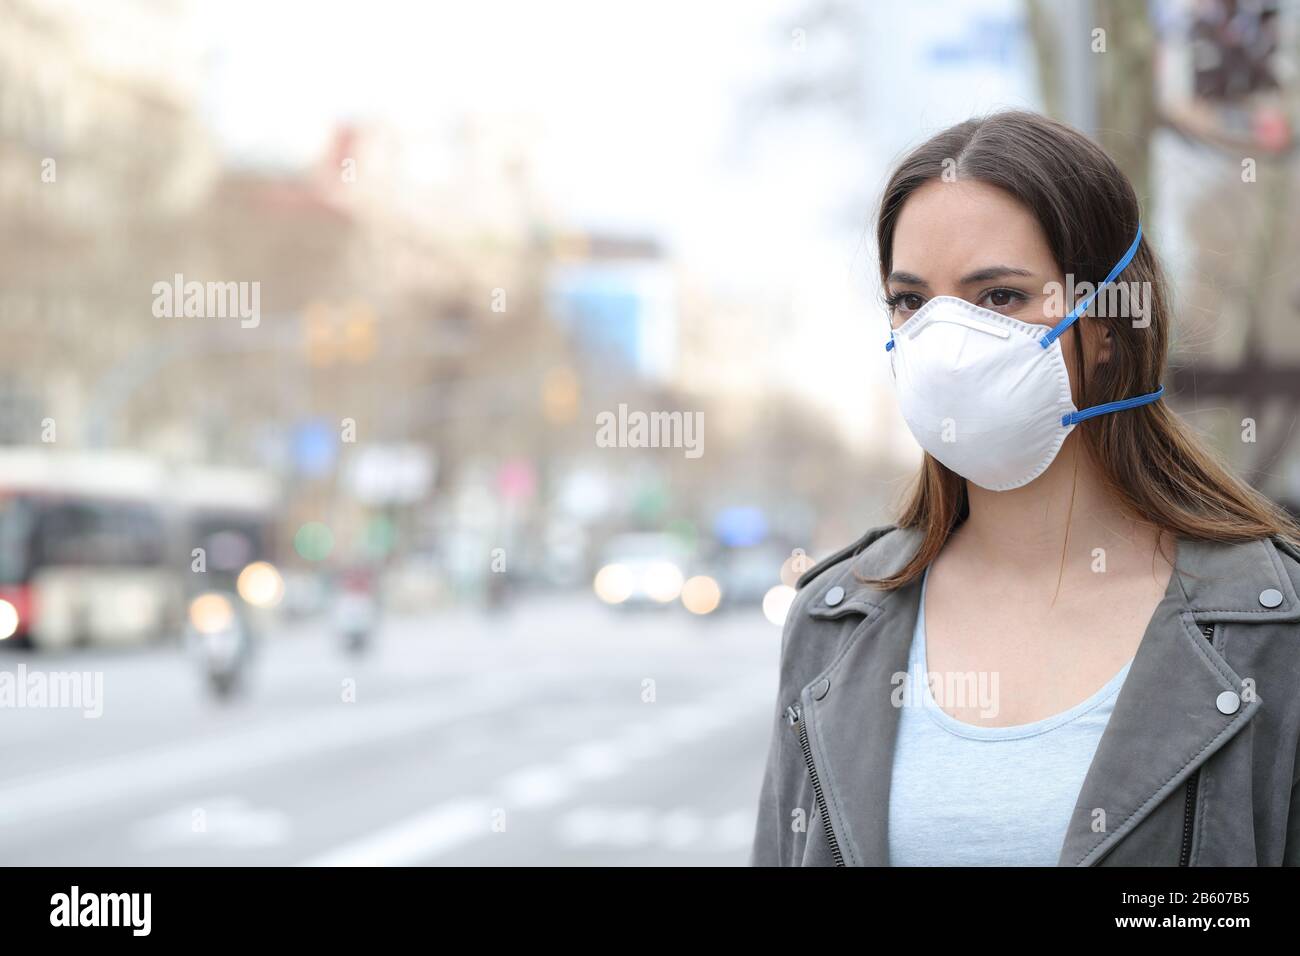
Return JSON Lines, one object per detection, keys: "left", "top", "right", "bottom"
{"left": 889, "top": 292, "right": 925, "bottom": 314}
{"left": 981, "top": 288, "right": 1027, "bottom": 310}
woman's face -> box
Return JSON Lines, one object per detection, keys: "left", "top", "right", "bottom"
{"left": 886, "top": 179, "right": 1097, "bottom": 388}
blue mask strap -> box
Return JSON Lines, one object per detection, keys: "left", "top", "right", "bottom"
{"left": 1040, "top": 224, "right": 1143, "bottom": 350}
{"left": 1062, "top": 384, "right": 1164, "bottom": 427}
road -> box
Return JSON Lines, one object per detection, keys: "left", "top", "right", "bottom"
{"left": 0, "top": 593, "right": 780, "bottom": 866}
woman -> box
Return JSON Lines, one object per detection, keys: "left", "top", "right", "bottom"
{"left": 749, "top": 110, "right": 1300, "bottom": 867}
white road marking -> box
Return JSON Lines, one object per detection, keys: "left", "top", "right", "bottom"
{"left": 0, "top": 676, "right": 526, "bottom": 831}
{"left": 132, "top": 796, "right": 291, "bottom": 850}
{"left": 300, "top": 799, "right": 491, "bottom": 866}
{"left": 295, "top": 684, "right": 771, "bottom": 866}
{"left": 562, "top": 741, "right": 626, "bottom": 781}
{"left": 498, "top": 766, "right": 574, "bottom": 809}
{"left": 557, "top": 805, "right": 752, "bottom": 851}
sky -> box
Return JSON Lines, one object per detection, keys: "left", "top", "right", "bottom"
{"left": 192, "top": 1, "right": 853, "bottom": 282}
{"left": 191, "top": 0, "right": 1040, "bottom": 453}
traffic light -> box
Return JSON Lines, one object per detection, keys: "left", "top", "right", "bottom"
{"left": 1191, "top": 0, "right": 1280, "bottom": 102}
{"left": 301, "top": 300, "right": 377, "bottom": 366}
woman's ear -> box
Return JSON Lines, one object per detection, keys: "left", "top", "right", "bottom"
{"left": 1094, "top": 323, "right": 1114, "bottom": 365}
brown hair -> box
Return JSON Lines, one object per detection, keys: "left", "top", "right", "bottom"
{"left": 869, "top": 110, "right": 1300, "bottom": 589}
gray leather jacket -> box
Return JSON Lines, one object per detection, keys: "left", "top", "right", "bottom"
{"left": 749, "top": 524, "right": 1300, "bottom": 866}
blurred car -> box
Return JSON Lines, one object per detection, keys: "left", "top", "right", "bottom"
{"left": 592, "top": 532, "right": 690, "bottom": 609}
{"left": 382, "top": 552, "right": 446, "bottom": 614}
{"left": 278, "top": 568, "right": 332, "bottom": 620}
{"left": 711, "top": 544, "right": 788, "bottom": 613}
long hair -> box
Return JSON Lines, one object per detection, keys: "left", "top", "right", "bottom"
{"left": 867, "top": 110, "right": 1300, "bottom": 589}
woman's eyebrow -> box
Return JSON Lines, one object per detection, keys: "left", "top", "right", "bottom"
{"left": 885, "top": 270, "right": 928, "bottom": 288}
{"left": 958, "top": 265, "right": 1034, "bottom": 284}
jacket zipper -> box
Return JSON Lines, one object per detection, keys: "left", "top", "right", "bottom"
{"left": 785, "top": 701, "right": 846, "bottom": 866}
{"left": 1178, "top": 623, "right": 1216, "bottom": 866}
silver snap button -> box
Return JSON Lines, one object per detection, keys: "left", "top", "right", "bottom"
{"left": 1216, "top": 691, "right": 1241, "bottom": 715}
{"left": 812, "top": 678, "right": 830, "bottom": 700}
{"left": 824, "top": 586, "right": 845, "bottom": 606}
{"left": 1259, "top": 588, "right": 1283, "bottom": 609}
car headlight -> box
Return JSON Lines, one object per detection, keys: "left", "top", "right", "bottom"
{"left": 0, "top": 599, "right": 18, "bottom": 640}
{"left": 594, "top": 563, "right": 634, "bottom": 604}
{"left": 643, "top": 561, "right": 684, "bottom": 603}
{"left": 237, "top": 561, "right": 285, "bottom": 608}
{"left": 189, "top": 592, "right": 235, "bottom": 635}
{"left": 681, "top": 576, "right": 721, "bottom": 615}
{"left": 762, "top": 585, "right": 797, "bottom": 626}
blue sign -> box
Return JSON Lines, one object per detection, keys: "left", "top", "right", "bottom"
{"left": 292, "top": 419, "right": 337, "bottom": 478}
{"left": 714, "top": 506, "right": 768, "bottom": 548}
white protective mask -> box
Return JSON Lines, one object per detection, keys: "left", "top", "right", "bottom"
{"left": 885, "top": 226, "right": 1163, "bottom": 492}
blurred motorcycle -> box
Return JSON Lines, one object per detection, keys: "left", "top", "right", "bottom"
{"left": 335, "top": 566, "right": 379, "bottom": 655}
{"left": 185, "top": 590, "right": 253, "bottom": 698}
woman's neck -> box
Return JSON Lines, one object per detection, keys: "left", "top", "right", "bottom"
{"left": 952, "top": 434, "right": 1166, "bottom": 579}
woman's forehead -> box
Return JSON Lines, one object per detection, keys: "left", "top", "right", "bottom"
{"left": 891, "top": 180, "right": 1055, "bottom": 278}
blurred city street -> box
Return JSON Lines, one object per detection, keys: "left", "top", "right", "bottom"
{"left": 1, "top": 0, "right": 1297, "bottom": 874}
{"left": 0, "top": 594, "right": 776, "bottom": 866}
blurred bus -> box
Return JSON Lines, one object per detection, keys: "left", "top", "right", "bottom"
{"left": 0, "top": 449, "right": 180, "bottom": 650}
{"left": 0, "top": 450, "right": 282, "bottom": 651}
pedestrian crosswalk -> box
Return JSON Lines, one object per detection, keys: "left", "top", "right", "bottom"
{"left": 1, "top": 596, "right": 780, "bottom": 865}
{"left": 556, "top": 805, "right": 753, "bottom": 852}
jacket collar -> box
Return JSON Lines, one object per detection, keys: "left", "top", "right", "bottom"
{"left": 803, "top": 525, "right": 1300, "bottom": 625}
{"left": 797, "top": 526, "right": 1298, "bottom": 866}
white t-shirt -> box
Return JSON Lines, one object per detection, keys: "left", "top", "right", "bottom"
{"left": 887, "top": 566, "right": 1132, "bottom": 866}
